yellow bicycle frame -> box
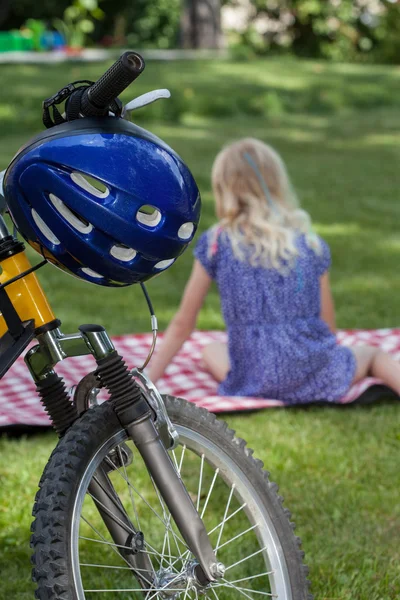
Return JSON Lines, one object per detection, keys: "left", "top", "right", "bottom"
{"left": 0, "top": 248, "right": 55, "bottom": 336}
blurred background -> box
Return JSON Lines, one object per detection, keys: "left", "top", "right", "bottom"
{"left": 0, "top": 2, "right": 400, "bottom": 600}
{"left": 1, "top": 0, "right": 400, "bottom": 333}
{"left": 1, "top": 0, "right": 400, "bottom": 62}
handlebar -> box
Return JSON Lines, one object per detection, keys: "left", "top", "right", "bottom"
{"left": 80, "top": 52, "right": 145, "bottom": 117}
{"left": 48, "top": 51, "right": 146, "bottom": 125}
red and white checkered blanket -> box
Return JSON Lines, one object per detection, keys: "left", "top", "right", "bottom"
{"left": 0, "top": 329, "right": 399, "bottom": 428}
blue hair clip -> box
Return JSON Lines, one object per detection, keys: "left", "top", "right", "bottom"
{"left": 243, "top": 151, "right": 276, "bottom": 212}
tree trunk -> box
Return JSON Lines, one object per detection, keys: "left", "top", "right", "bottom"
{"left": 180, "top": 0, "right": 222, "bottom": 49}
{"left": 0, "top": 0, "right": 10, "bottom": 27}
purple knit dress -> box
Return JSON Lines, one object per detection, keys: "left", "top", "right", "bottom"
{"left": 194, "top": 227, "right": 356, "bottom": 404}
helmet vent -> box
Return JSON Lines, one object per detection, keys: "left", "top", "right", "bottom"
{"left": 81, "top": 267, "right": 103, "bottom": 279}
{"left": 136, "top": 205, "right": 162, "bottom": 228}
{"left": 154, "top": 258, "right": 175, "bottom": 270}
{"left": 70, "top": 172, "right": 109, "bottom": 198}
{"left": 50, "top": 194, "right": 93, "bottom": 234}
{"left": 178, "top": 222, "right": 194, "bottom": 240}
{"left": 32, "top": 209, "right": 60, "bottom": 245}
{"left": 110, "top": 244, "right": 137, "bottom": 262}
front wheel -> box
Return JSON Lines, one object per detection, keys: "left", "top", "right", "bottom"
{"left": 31, "top": 396, "right": 311, "bottom": 599}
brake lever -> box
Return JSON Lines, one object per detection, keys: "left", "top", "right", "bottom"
{"left": 122, "top": 89, "right": 171, "bottom": 119}
{"left": 131, "top": 367, "right": 179, "bottom": 450}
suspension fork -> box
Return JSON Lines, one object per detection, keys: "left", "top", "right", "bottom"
{"left": 81, "top": 325, "right": 220, "bottom": 585}
{"left": 25, "top": 325, "right": 155, "bottom": 587}
{"left": 26, "top": 322, "right": 221, "bottom": 586}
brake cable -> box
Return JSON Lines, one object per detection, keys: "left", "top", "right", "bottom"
{"left": 139, "top": 282, "right": 158, "bottom": 371}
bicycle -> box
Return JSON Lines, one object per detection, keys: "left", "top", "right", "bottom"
{"left": 0, "top": 52, "right": 311, "bottom": 599}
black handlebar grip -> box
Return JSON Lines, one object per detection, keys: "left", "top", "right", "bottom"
{"left": 80, "top": 51, "right": 145, "bottom": 117}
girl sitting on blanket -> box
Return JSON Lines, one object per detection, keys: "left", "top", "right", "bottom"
{"left": 148, "top": 138, "right": 400, "bottom": 402}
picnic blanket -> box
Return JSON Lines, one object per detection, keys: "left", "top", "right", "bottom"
{"left": 0, "top": 329, "right": 398, "bottom": 429}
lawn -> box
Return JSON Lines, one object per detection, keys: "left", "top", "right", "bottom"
{"left": 0, "top": 56, "right": 400, "bottom": 599}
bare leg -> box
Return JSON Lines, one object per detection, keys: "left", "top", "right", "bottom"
{"left": 202, "top": 342, "right": 230, "bottom": 383}
{"left": 352, "top": 345, "right": 400, "bottom": 395}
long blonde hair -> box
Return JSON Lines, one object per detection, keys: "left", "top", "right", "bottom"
{"left": 211, "top": 138, "right": 320, "bottom": 273}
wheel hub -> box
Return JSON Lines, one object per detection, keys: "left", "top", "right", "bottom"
{"left": 156, "top": 560, "right": 224, "bottom": 598}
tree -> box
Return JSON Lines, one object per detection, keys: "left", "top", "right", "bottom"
{"left": 0, "top": 0, "right": 70, "bottom": 30}
{"left": 180, "top": 0, "right": 223, "bottom": 49}
{"left": 0, "top": 0, "right": 10, "bottom": 28}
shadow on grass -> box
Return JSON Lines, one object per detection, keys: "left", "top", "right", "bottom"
{"left": 1, "top": 58, "right": 400, "bottom": 136}
{"left": 0, "top": 59, "right": 400, "bottom": 332}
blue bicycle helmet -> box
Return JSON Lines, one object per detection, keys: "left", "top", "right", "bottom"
{"left": 3, "top": 118, "right": 201, "bottom": 287}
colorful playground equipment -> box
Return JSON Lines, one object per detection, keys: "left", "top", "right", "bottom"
{"left": 0, "top": 27, "right": 65, "bottom": 53}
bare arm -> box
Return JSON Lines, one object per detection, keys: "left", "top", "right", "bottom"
{"left": 320, "top": 271, "right": 336, "bottom": 333}
{"left": 147, "top": 260, "right": 212, "bottom": 383}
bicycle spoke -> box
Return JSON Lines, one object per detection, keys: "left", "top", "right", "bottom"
{"left": 79, "top": 520, "right": 154, "bottom": 586}
{"left": 172, "top": 443, "right": 187, "bottom": 474}
{"left": 107, "top": 460, "right": 189, "bottom": 550}
{"left": 182, "top": 579, "right": 192, "bottom": 600}
{"left": 216, "top": 523, "right": 259, "bottom": 552}
{"left": 87, "top": 491, "right": 136, "bottom": 536}
{"left": 141, "top": 546, "right": 176, "bottom": 560}
{"left": 220, "top": 578, "right": 276, "bottom": 597}
{"left": 208, "top": 502, "right": 247, "bottom": 536}
{"left": 225, "top": 571, "right": 274, "bottom": 585}
{"left": 80, "top": 563, "right": 141, "bottom": 570}
{"left": 209, "top": 587, "right": 221, "bottom": 600}
{"left": 151, "top": 478, "right": 186, "bottom": 568}
{"left": 168, "top": 548, "right": 191, "bottom": 572}
{"left": 97, "top": 459, "right": 168, "bottom": 567}
{"left": 84, "top": 587, "right": 187, "bottom": 593}
{"left": 196, "top": 454, "right": 205, "bottom": 513}
{"left": 150, "top": 475, "right": 185, "bottom": 572}
{"left": 117, "top": 444, "right": 141, "bottom": 531}
{"left": 225, "top": 546, "right": 268, "bottom": 572}
{"left": 157, "top": 446, "right": 203, "bottom": 573}
{"left": 80, "top": 534, "right": 174, "bottom": 563}
{"left": 215, "top": 484, "right": 235, "bottom": 552}
{"left": 167, "top": 504, "right": 257, "bottom": 573}
{"left": 79, "top": 535, "right": 135, "bottom": 553}
{"left": 169, "top": 444, "right": 190, "bottom": 565}
{"left": 157, "top": 485, "right": 173, "bottom": 572}
{"left": 145, "top": 572, "right": 187, "bottom": 600}
{"left": 80, "top": 515, "right": 130, "bottom": 554}
{"left": 91, "top": 472, "right": 128, "bottom": 517}
{"left": 159, "top": 514, "right": 173, "bottom": 572}
{"left": 159, "top": 518, "right": 184, "bottom": 572}
{"left": 178, "top": 444, "right": 186, "bottom": 472}
{"left": 200, "top": 468, "right": 220, "bottom": 519}
{"left": 229, "top": 588, "right": 275, "bottom": 597}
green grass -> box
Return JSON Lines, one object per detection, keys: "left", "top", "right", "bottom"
{"left": 0, "top": 57, "right": 400, "bottom": 599}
